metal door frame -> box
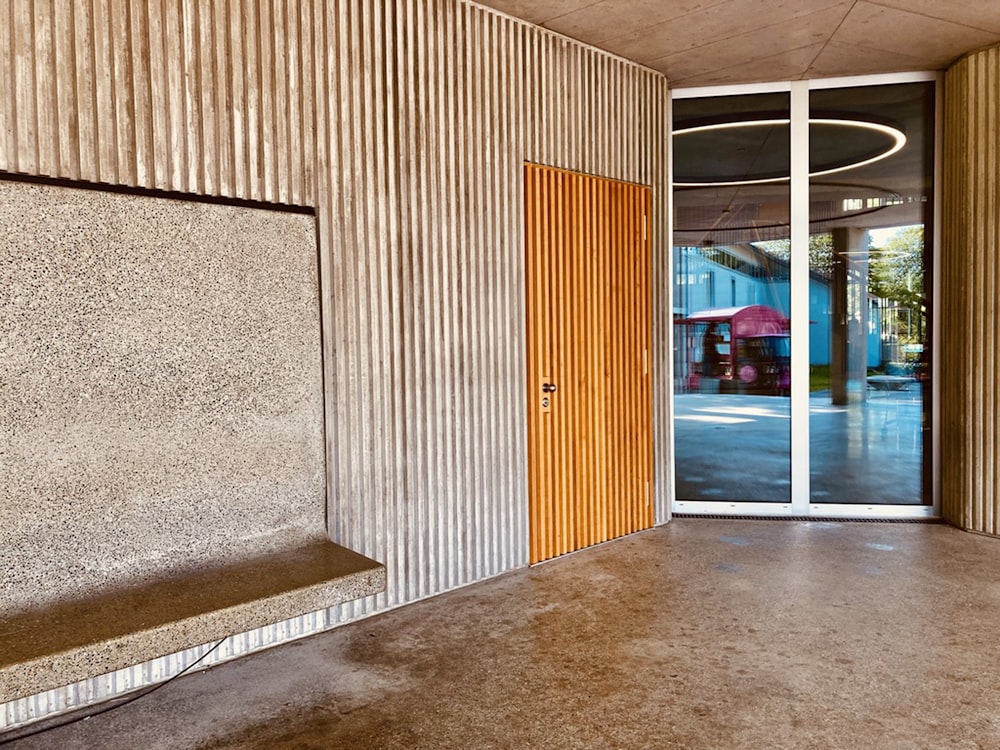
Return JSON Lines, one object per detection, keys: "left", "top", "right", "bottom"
{"left": 668, "top": 72, "right": 941, "bottom": 520}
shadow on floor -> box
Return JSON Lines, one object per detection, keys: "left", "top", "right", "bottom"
{"left": 5, "top": 519, "right": 999, "bottom": 750}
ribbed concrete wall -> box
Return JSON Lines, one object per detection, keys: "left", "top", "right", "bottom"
{"left": 0, "top": 0, "right": 670, "bottom": 721}
{"left": 942, "top": 43, "right": 1000, "bottom": 536}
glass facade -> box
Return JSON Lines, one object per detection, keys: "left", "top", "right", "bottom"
{"left": 671, "top": 79, "right": 934, "bottom": 511}
{"left": 672, "top": 92, "right": 792, "bottom": 503}
{"left": 808, "top": 82, "right": 934, "bottom": 505}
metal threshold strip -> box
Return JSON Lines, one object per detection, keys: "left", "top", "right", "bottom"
{"left": 671, "top": 514, "right": 943, "bottom": 524}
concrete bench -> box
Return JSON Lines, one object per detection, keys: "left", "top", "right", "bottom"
{"left": 0, "top": 539, "right": 384, "bottom": 703}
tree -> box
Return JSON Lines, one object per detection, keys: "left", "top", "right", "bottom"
{"left": 869, "top": 226, "right": 924, "bottom": 311}
{"left": 869, "top": 225, "right": 925, "bottom": 347}
{"left": 754, "top": 233, "right": 834, "bottom": 275}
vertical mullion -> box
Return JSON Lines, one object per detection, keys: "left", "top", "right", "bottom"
{"left": 790, "top": 81, "right": 811, "bottom": 513}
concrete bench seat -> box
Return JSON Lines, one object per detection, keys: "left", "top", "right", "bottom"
{"left": 0, "top": 540, "right": 385, "bottom": 703}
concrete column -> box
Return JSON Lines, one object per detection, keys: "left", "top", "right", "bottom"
{"left": 942, "top": 43, "right": 1000, "bottom": 535}
{"left": 830, "top": 227, "right": 869, "bottom": 405}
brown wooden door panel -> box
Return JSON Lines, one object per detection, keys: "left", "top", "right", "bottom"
{"left": 525, "top": 164, "right": 652, "bottom": 564}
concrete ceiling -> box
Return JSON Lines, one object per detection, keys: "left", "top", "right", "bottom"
{"left": 475, "top": 0, "right": 1000, "bottom": 87}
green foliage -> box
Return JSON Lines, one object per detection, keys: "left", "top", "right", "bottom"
{"left": 809, "top": 365, "right": 831, "bottom": 393}
{"left": 869, "top": 226, "right": 924, "bottom": 311}
{"left": 754, "top": 234, "right": 835, "bottom": 275}
{"left": 869, "top": 225, "right": 926, "bottom": 349}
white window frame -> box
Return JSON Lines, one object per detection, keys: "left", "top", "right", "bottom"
{"left": 668, "top": 72, "right": 941, "bottom": 520}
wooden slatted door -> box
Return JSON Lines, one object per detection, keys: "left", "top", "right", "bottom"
{"left": 525, "top": 163, "right": 653, "bottom": 564}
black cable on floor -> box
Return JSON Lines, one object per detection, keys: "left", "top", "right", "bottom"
{"left": 0, "top": 637, "right": 227, "bottom": 747}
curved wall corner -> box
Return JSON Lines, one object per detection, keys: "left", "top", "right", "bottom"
{"left": 942, "top": 44, "right": 1000, "bottom": 535}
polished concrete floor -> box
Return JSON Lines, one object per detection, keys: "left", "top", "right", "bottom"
{"left": 6, "top": 519, "right": 1000, "bottom": 749}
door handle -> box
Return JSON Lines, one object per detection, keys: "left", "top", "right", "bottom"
{"left": 541, "top": 383, "right": 558, "bottom": 393}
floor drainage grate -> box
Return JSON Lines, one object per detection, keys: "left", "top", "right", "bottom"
{"left": 671, "top": 514, "right": 943, "bottom": 524}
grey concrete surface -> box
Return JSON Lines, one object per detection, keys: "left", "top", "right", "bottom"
{"left": 5, "top": 519, "right": 999, "bottom": 749}
{"left": 0, "top": 181, "right": 325, "bottom": 611}
{"left": 0, "top": 540, "right": 384, "bottom": 703}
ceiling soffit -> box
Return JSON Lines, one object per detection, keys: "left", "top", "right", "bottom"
{"left": 474, "top": 0, "right": 1000, "bottom": 86}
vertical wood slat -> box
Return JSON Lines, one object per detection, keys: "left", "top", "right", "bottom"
{"left": 525, "top": 164, "right": 653, "bottom": 563}
{"left": 942, "top": 44, "right": 1000, "bottom": 537}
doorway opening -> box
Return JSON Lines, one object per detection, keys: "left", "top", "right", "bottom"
{"left": 670, "top": 75, "right": 937, "bottom": 519}
{"left": 525, "top": 164, "right": 654, "bottom": 562}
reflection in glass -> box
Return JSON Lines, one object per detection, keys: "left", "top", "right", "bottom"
{"left": 672, "top": 93, "right": 791, "bottom": 503}
{"left": 808, "top": 83, "right": 933, "bottom": 505}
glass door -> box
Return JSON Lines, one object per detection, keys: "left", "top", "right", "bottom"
{"left": 807, "top": 81, "right": 935, "bottom": 509}
{"left": 672, "top": 91, "right": 793, "bottom": 506}
{"left": 670, "top": 75, "right": 937, "bottom": 517}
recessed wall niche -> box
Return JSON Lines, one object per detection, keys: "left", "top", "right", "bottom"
{"left": 0, "top": 180, "right": 325, "bottom": 611}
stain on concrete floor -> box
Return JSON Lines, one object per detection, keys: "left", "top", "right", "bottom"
{"left": 5, "top": 520, "right": 1000, "bottom": 750}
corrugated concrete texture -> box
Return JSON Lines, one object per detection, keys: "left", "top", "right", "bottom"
{"left": 942, "top": 43, "right": 1000, "bottom": 536}
{"left": 0, "top": 0, "right": 670, "bottom": 723}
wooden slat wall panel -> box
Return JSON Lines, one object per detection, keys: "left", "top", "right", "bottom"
{"left": 942, "top": 44, "right": 1000, "bottom": 536}
{"left": 0, "top": 0, "right": 671, "bottom": 714}
{"left": 525, "top": 165, "right": 653, "bottom": 564}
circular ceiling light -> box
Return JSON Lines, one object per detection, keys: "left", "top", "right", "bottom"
{"left": 673, "top": 118, "right": 907, "bottom": 187}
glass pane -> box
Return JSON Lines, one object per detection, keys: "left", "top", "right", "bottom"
{"left": 672, "top": 93, "right": 791, "bottom": 503}
{"left": 808, "top": 82, "right": 934, "bottom": 505}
